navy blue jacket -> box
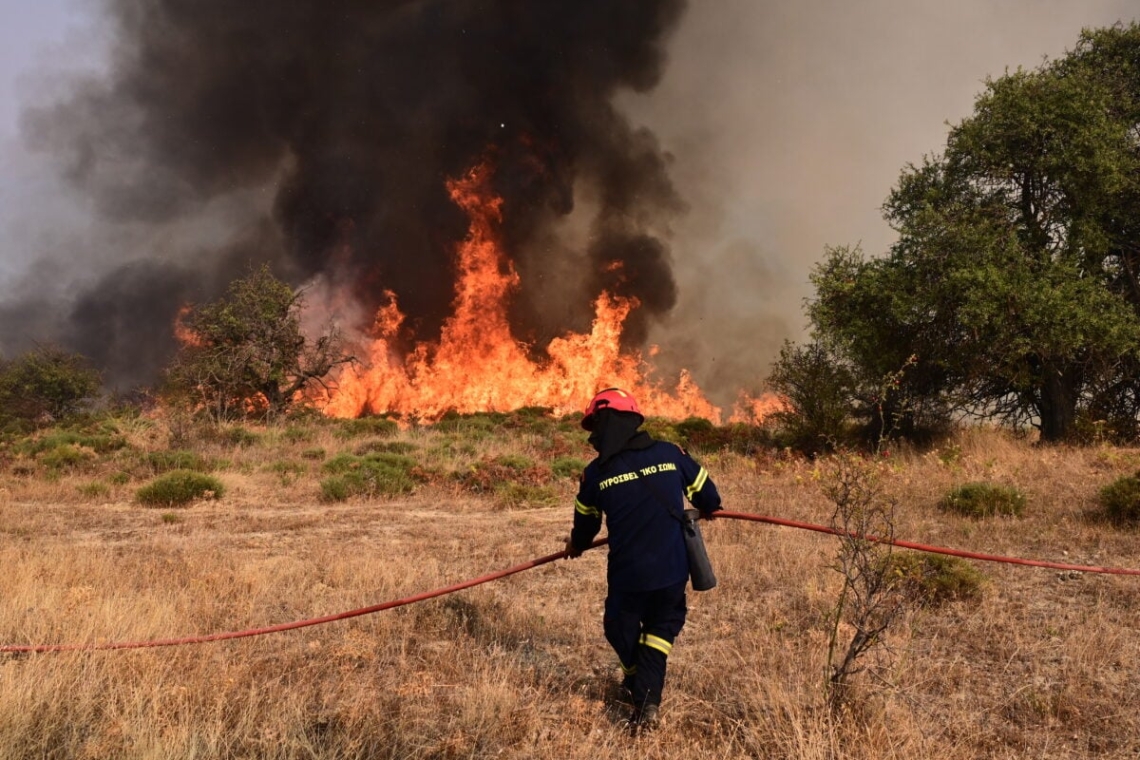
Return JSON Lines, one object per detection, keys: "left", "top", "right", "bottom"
{"left": 571, "top": 441, "right": 721, "bottom": 592}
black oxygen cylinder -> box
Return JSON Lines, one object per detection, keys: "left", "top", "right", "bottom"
{"left": 682, "top": 509, "right": 717, "bottom": 591}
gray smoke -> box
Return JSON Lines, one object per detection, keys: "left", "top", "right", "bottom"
{"left": 4, "top": 0, "right": 689, "bottom": 389}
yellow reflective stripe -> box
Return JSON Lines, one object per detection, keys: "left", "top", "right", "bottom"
{"left": 685, "top": 467, "right": 708, "bottom": 500}
{"left": 619, "top": 661, "right": 637, "bottom": 676}
{"left": 640, "top": 634, "right": 673, "bottom": 656}
{"left": 575, "top": 499, "right": 600, "bottom": 518}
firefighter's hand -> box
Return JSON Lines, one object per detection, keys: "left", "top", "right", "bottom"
{"left": 564, "top": 537, "right": 583, "bottom": 558}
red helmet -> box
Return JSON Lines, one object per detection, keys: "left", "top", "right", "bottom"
{"left": 581, "top": 387, "right": 643, "bottom": 430}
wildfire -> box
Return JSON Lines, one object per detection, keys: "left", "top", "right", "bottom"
{"left": 322, "top": 158, "right": 781, "bottom": 425}
{"left": 172, "top": 304, "right": 205, "bottom": 348}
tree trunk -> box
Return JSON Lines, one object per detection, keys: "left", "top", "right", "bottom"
{"left": 1037, "top": 363, "right": 1080, "bottom": 443}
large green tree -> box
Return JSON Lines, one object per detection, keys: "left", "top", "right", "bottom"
{"left": 808, "top": 23, "right": 1140, "bottom": 443}
{"left": 165, "top": 265, "right": 352, "bottom": 420}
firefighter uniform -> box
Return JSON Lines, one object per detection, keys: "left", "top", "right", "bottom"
{"left": 570, "top": 439, "right": 722, "bottom": 715}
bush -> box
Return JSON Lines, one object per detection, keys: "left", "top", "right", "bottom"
{"left": 1099, "top": 471, "right": 1140, "bottom": 524}
{"left": 551, "top": 456, "right": 587, "bottom": 479}
{"left": 766, "top": 339, "right": 857, "bottom": 456}
{"left": 939, "top": 482, "right": 1026, "bottom": 518}
{"left": 334, "top": 417, "right": 399, "bottom": 440}
{"left": 0, "top": 346, "right": 102, "bottom": 425}
{"left": 886, "top": 552, "right": 986, "bottom": 607}
{"left": 136, "top": 470, "right": 225, "bottom": 507}
{"left": 492, "top": 482, "right": 559, "bottom": 510}
{"left": 19, "top": 430, "right": 128, "bottom": 456}
{"left": 40, "top": 444, "right": 95, "bottom": 473}
{"left": 143, "top": 450, "right": 215, "bottom": 474}
{"left": 352, "top": 440, "right": 418, "bottom": 456}
{"left": 318, "top": 452, "right": 418, "bottom": 501}
{"left": 219, "top": 426, "right": 261, "bottom": 447}
{"left": 161, "top": 265, "right": 351, "bottom": 420}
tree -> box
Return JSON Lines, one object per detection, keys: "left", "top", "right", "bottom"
{"left": 164, "top": 265, "right": 352, "bottom": 420}
{"left": 0, "top": 345, "right": 102, "bottom": 425}
{"left": 809, "top": 23, "right": 1140, "bottom": 443}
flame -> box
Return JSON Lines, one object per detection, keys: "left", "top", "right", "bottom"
{"left": 323, "top": 158, "right": 725, "bottom": 423}
{"left": 727, "top": 391, "right": 789, "bottom": 425}
{"left": 173, "top": 304, "right": 205, "bottom": 348}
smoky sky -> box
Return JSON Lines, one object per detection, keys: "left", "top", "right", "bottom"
{"left": 4, "top": 0, "right": 688, "bottom": 388}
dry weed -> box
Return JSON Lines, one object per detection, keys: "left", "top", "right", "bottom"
{"left": 1, "top": 422, "right": 1139, "bottom": 758}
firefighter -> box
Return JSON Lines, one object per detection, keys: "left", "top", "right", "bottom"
{"left": 564, "top": 387, "right": 722, "bottom": 733}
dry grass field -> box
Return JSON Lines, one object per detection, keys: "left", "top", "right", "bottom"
{"left": 2, "top": 413, "right": 1140, "bottom": 759}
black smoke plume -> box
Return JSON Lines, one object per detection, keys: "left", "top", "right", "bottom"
{"left": 7, "top": 0, "right": 688, "bottom": 389}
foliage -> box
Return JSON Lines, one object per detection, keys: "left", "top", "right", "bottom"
{"left": 551, "top": 456, "right": 587, "bottom": 479}
{"left": 645, "top": 417, "right": 773, "bottom": 455}
{"left": 939, "top": 482, "right": 1027, "bottom": 518}
{"left": 136, "top": 470, "right": 225, "bottom": 507}
{"left": 766, "top": 340, "right": 858, "bottom": 455}
{"left": 0, "top": 346, "right": 102, "bottom": 425}
{"left": 162, "top": 265, "right": 352, "bottom": 420}
{"left": 1098, "top": 471, "right": 1140, "bottom": 524}
{"left": 807, "top": 23, "right": 1140, "bottom": 444}
{"left": 17, "top": 430, "right": 128, "bottom": 457}
{"left": 318, "top": 452, "right": 419, "bottom": 501}
{"left": 885, "top": 553, "right": 987, "bottom": 607}
{"left": 492, "top": 482, "right": 559, "bottom": 510}
{"left": 142, "top": 450, "right": 216, "bottom": 474}
{"left": 334, "top": 416, "right": 399, "bottom": 440}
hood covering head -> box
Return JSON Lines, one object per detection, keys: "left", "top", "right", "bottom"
{"left": 588, "top": 408, "right": 654, "bottom": 467}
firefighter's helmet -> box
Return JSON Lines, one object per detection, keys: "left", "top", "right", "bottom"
{"left": 581, "top": 387, "right": 643, "bottom": 430}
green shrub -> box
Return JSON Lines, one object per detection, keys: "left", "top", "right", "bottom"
{"left": 318, "top": 452, "right": 418, "bottom": 501}
{"left": 353, "top": 440, "right": 418, "bottom": 456}
{"left": 1099, "top": 471, "right": 1140, "bottom": 524}
{"left": 78, "top": 481, "right": 111, "bottom": 499}
{"left": 41, "top": 444, "right": 95, "bottom": 472}
{"left": 281, "top": 425, "right": 313, "bottom": 443}
{"left": 136, "top": 470, "right": 225, "bottom": 507}
{"left": 143, "top": 450, "right": 214, "bottom": 474}
{"left": 551, "top": 456, "right": 587, "bottom": 479}
{"left": 334, "top": 416, "right": 399, "bottom": 440}
{"left": 939, "top": 482, "right": 1026, "bottom": 518}
{"left": 0, "top": 346, "right": 102, "bottom": 424}
{"left": 267, "top": 460, "right": 306, "bottom": 485}
{"left": 220, "top": 426, "right": 261, "bottom": 447}
{"left": 19, "top": 430, "right": 128, "bottom": 456}
{"left": 493, "top": 482, "right": 558, "bottom": 510}
{"left": 320, "top": 476, "right": 352, "bottom": 502}
{"left": 494, "top": 454, "right": 535, "bottom": 471}
{"left": 885, "top": 552, "right": 986, "bottom": 607}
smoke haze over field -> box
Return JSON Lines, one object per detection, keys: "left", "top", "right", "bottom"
{"left": 0, "top": 1, "right": 1137, "bottom": 403}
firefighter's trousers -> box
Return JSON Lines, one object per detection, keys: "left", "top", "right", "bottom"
{"left": 603, "top": 580, "right": 687, "bottom": 709}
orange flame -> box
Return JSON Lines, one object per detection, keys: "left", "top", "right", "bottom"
{"left": 323, "top": 158, "right": 725, "bottom": 423}
{"left": 727, "top": 391, "right": 789, "bottom": 425}
{"left": 172, "top": 304, "right": 205, "bottom": 348}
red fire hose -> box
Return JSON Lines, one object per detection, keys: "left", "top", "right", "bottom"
{"left": 2, "top": 510, "right": 1137, "bottom": 654}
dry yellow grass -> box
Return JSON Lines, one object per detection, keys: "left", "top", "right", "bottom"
{"left": 2, "top": 419, "right": 1140, "bottom": 758}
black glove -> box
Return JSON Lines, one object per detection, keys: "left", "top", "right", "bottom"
{"left": 564, "top": 537, "right": 583, "bottom": 558}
